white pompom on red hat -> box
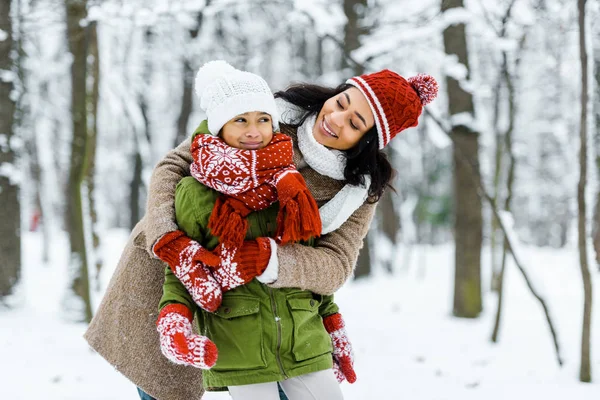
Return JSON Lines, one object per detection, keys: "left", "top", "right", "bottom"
{"left": 194, "top": 60, "right": 279, "bottom": 135}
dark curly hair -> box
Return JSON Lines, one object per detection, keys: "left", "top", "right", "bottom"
{"left": 274, "top": 83, "right": 394, "bottom": 202}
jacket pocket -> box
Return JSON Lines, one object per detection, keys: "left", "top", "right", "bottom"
{"left": 287, "top": 297, "right": 332, "bottom": 362}
{"left": 205, "top": 296, "right": 267, "bottom": 371}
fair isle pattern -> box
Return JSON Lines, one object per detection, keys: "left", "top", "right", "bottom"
{"left": 157, "top": 310, "right": 217, "bottom": 369}
{"left": 330, "top": 326, "right": 353, "bottom": 360}
{"left": 190, "top": 133, "right": 295, "bottom": 211}
{"left": 347, "top": 76, "right": 391, "bottom": 149}
{"left": 211, "top": 246, "right": 246, "bottom": 291}
{"left": 332, "top": 362, "right": 345, "bottom": 383}
{"left": 191, "top": 140, "right": 252, "bottom": 195}
{"left": 175, "top": 242, "right": 222, "bottom": 312}
{"left": 324, "top": 313, "right": 357, "bottom": 383}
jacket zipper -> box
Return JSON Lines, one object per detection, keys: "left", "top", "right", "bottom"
{"left": 269, "top": 287, "right": 287, "bottom": 379}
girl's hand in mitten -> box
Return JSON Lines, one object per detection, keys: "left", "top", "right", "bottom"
{"left": 156, "top": 303, "right": 218, "bottom": 369}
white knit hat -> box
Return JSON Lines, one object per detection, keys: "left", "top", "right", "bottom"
{"left": 195, "top": 60, "right": 279, "bottom": 135}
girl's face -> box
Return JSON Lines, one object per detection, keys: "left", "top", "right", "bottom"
{"left": 220, "top": 112, "right": 274, "bottom": 150}
{"left": 312, "top": 87, "right": 375, "bottom": 150}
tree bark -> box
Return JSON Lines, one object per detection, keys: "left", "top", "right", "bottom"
{"left": 86, "top": 20, "right": 101, "bottom": 283}
{"left": 344, "top": 0, "right": 373, "bottom": 278}
{"left": 492, "top": 45, "right": 518, "bottom": 342}
{"left": 577, "top": 0, "right": 592, "bottom": 383}
{"left": 378, "top": 149, "right": 400, "bottom": 273}
{"left": 0, "top": 0, "right": 21, "bottom": 298}
{"left": 354, "top": 234, "right": 372, "bottom": 279}
{"left": 592, "top": 10, "right": 600, "bottom": 270}
{"left": 342, "top": 0, "right": 366, "bottom": 74}
{"left": 65, "top": 0, "right": 92, "bottom": 322}
{"left": 442, "top": 0, "right": 482, "bottom": 318}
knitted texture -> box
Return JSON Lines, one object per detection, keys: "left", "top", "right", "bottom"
{"left": 190, "top": 133, "right": 321, "bottom": 248}
{"left": 346, "top": 69, "right": 438, "bottom": 149}
{"left": 211, "top": 238, "right": 272, "bottom": 291}
{"left": 153, "top": 230, "right": 220, "bottom": 267}
{"left": 195, "top": 60, "right": 279, "bottom": 134}
{"left": 323, "top": 313, "right": 357, "bottom": 384}
{"left": 156, "top": 303, "right": 218, "bottom": 369}
{"left": 153, "top": 230, "right": 223, "bottom": 312}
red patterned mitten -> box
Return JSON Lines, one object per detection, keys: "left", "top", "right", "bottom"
{"left": 323, "top": 313, "right": 357, "bottom": 384}
{"left": 210, "top": 238, "right": 272, "bottom": 291}
{"left": 156, "top": 303, "right": 218, "bottom": 369}
{"left": 153, "top": 230, "right": 220, "bottom": 267}
{"left": 153, "top": 231, "right": 223, "bottom": 312}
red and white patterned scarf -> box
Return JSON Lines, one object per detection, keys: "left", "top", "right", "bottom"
{"left": 190, "top": 133, "right": 322, "bottom": 252}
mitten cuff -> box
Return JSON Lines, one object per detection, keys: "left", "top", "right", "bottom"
{"left": 239, "top": 238, "right": 271, "bottom": 275}
{"left": 152, "top": 230, "right": 188, "bottom": 261}
{"left": 323, "top": 312, "right": 344, "bottom": 333}
{"left": 256, "top": 238, "right": 278, "bottom": 284}
{"left": 157, "top": 303, "right": 194, "bottom": 325}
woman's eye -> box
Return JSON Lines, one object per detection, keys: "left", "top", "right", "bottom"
{"left": 336, "top": 99, "right": 344, "bottom": 109}
{"left": 350, "top": 121, "right": 359, "bottom": 130}
{"left": 260, "top": 117, "right": 271, "bottom": 123}
{"left": 235, "top": 118, "right": 246, "bottom": 123}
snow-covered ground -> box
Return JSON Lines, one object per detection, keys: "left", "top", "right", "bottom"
{"left": 1, "top": 230, "right": 599, "bottom": 399}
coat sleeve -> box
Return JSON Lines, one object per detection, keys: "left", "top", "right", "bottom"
{"left": 318, "top": 294, "right": 339, "bottom": 318}
{"left": 269, "top": 201, "right": 376, "bottom": 295}
{"left": 158, "top": 177, "right": 206, "bottom": 312}
{"left": 137, "top": 138, "right": 193, "bottom": 256}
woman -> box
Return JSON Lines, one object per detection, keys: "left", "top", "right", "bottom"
{"left": 84, "top": 68, "right": 438, "bottom": 400}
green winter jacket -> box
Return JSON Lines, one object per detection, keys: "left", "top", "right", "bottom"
{"left": 159, "top": 123, "right": 338, "bottom": 390}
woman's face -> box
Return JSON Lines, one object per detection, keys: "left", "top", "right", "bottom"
{"left": 312, "top": 87, "right": 375, "bottom": 150}
{"left": 220, "top": 112, "right": 274, "bottom": 150}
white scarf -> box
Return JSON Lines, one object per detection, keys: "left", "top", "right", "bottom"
{"left": 289, "top": 106, "right": 371, "bottom": 234}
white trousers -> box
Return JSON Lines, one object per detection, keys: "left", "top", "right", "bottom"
{"left": 228, "top": 369, "right": 344, "bottom": 400}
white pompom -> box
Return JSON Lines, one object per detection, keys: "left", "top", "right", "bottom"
{"left": 194, "top": 60, "right": 235, "bottom": 98}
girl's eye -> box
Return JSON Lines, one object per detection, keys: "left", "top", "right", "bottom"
{"left": 259, "top": 117, "right": 271, "bottom": 123}
{"left": 350, "top": 121, "right": 359, "bottom": 130}
{"left": 235, "top": 118, "right": 246, "bottom": 123}
{"left": 336, "top": 99, "right": 344, "bottom": 109}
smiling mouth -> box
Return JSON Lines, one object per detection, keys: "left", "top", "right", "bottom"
{"left": 321, "top": 118, "right": 338, "bottom": 138}
{"left": 241, "top": 141, "right": 262, "bottom": 149}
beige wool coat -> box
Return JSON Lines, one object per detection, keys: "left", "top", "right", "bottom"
{"left": 84, "top": 126, "right": 377, "bottom": 400}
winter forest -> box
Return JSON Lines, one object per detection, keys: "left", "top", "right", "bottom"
{"left": 1, "top": 0, "right": 600, "bottom": 398}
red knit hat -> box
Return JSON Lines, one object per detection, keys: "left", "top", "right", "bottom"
{"left": 346, "top": 70, "right": 438, "bottom": 149}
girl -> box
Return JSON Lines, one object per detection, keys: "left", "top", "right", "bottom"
{"left": 155, "top": 61, "right": 349, "bottom": 399}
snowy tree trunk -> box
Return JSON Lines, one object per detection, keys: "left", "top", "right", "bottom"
{"left": 492, "top": 48, "right": 518, "bottom": 342}
{"left": 65, "top": 0, "right": 92, "bottom": 322}
{"left": 577, "top": 0, "right": 592, "bottom": 383}
{"left": 379, "top": 148, "right": 400, "bottom": 273}
{"left": 342, "top": 0, "right": 366, "bottom": 74}
{"left": 442, "top": 0, "right": 482, "bottom": 318}
{"left": 86, "top": 20, "right": 101, "bottom": 282}
{"left": 354, "top": 233, "right": 371, "bottom": 279}
{"left": 592, "top": 10, "right": 600, "bottom": 270}
{"left": 490, "top": 69, "right": 504, "bottom": 292}
{"left": 130, "top": 28, "right": 152, "bottom": 230}
{"left": 0, "top": 0, "right": 21, "bottom": 298}
{"left": 343, "top": 0, "right": 374, "bottom": 277}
